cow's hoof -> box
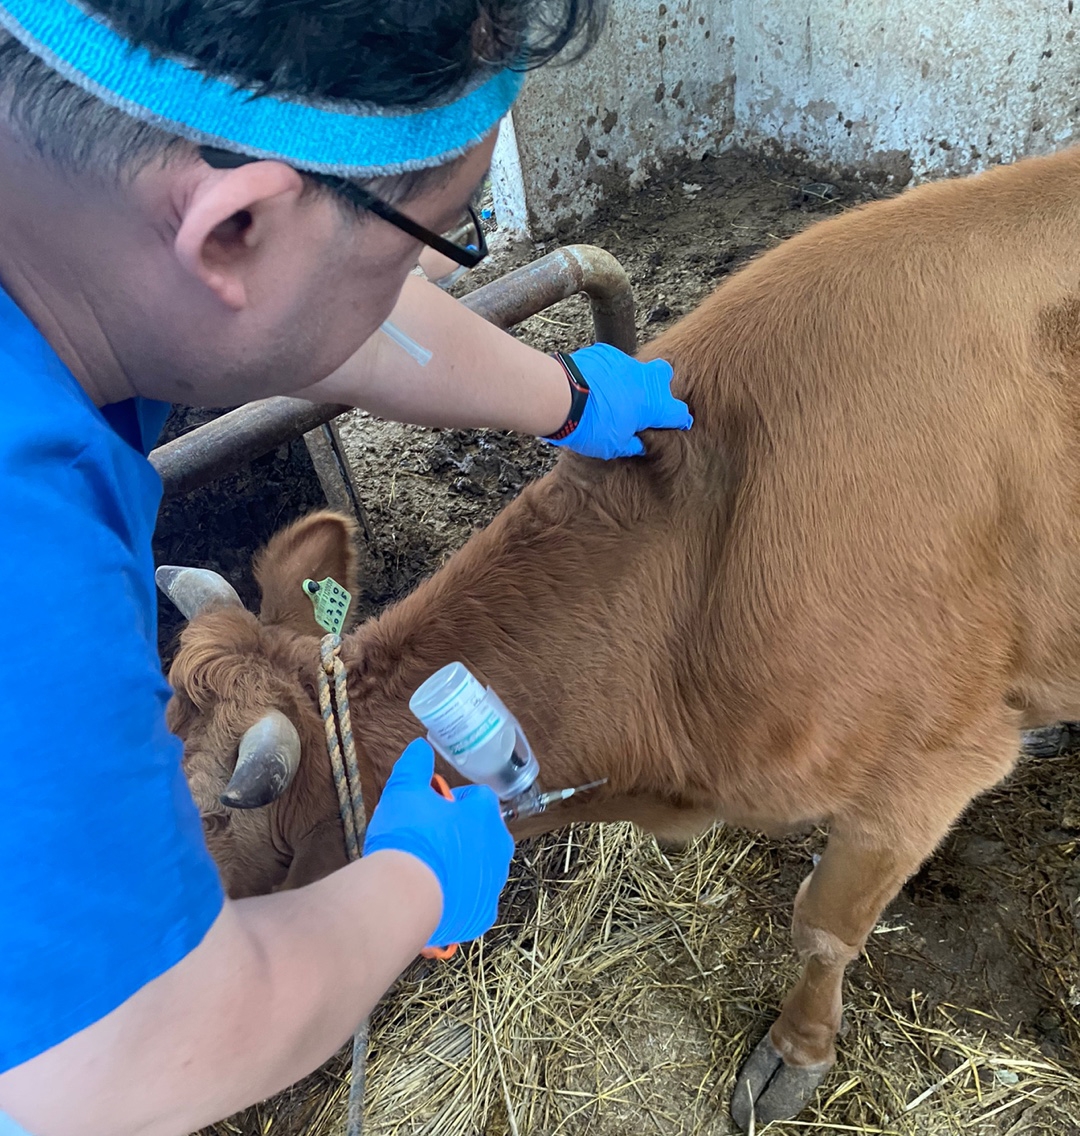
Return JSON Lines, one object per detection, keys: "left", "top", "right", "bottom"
{"left": 730, "top": 1034, "right": 831, "bottom": 1131}
{"left": 1021, "top": 723, "right": 1079, "bottom": 758}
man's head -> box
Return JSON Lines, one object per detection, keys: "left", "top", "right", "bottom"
{"left": 0, "top": 0, "right": 601, "bottom": 406}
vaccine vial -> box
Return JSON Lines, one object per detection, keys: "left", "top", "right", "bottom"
{"left": 409, "top": 662, "right": 539, "bottom": 801}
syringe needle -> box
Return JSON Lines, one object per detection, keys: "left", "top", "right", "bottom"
{"left": 571, "top": 779, "right": 608, "bottom": 794}
{"left": 501, "top": 778, "right": 608, "bottom": 822}
{"left": 537, "top": 778, "right": 609, "bottom": 807}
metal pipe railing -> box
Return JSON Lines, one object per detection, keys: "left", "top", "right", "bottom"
{"left": 149, "top": 244, "right": 636, "bottom": 496}
{"left": 461, "top": 243, "right": 637, "bottom": 353}
{"left": 150, "top": 396, "right": 350, "bottom": 498}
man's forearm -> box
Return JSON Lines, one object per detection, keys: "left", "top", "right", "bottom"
{"left": 295, "top": 275, "right": 573, "bottom": 436}
{"left": 0, "top": 851, "right": 441, "bottom": 1136}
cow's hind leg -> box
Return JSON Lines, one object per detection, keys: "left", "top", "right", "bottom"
{"left": 731, "top": 831, "right": 930, "bottom": 1128}
{"left": 731, "top": 733, "right": 1017, "bottom": 1130}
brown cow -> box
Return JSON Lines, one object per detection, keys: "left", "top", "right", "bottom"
{"left": 160, "top": 146, "right": 1080, "bottom": 1128}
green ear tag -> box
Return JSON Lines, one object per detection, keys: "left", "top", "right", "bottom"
{"left": 302, "top": 576, "right": 352, "bottom": 635}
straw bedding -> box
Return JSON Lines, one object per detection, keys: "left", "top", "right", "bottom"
{"left": 202, "top": 745, "right": 1080, "bottom": 1136}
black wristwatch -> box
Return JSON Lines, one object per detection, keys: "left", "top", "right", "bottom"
{"left": 544, "top": 352, "right": 591, "bottom": 441}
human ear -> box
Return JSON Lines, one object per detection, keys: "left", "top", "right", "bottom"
{"left": 174, "top": 160, "right": 305, "bottom": 310}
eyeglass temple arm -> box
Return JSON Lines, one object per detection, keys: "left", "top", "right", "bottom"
{"left": 341, "top": 187, "right": 485, "bottom": 268}
{"left": 200, "top": 146, "right": 484, "bottom": 269}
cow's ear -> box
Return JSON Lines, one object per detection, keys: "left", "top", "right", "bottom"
{"left": 253, "top": 511, "right": 359, "bottom": 635}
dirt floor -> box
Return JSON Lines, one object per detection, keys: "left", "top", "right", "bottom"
{"left": 171, "top": 147, "right": 1080, "bottom": 1136}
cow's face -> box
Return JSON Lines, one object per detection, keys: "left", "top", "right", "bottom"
{"left": 160, "top": 513, "right": 359, "bottom": 897}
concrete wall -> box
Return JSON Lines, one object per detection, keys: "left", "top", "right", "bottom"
{"left": 731, "top": 0, "right": 1080, "bottom": 185}
{"left": 495, "top": 0, "right": 1080, "bottom": 237}
{"left": 494, "top": 0, "right": 736, "bottom": 236}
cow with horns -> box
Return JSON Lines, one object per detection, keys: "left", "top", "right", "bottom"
{"left": 159, "top": 147, "right": 1080, "bottom": 1128}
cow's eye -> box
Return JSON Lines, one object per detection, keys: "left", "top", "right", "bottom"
{"left": 202, "top": 813, "right": 229, "bottom": 837}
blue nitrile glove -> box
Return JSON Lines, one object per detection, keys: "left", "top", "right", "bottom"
{"left": 544, "top": 342, "right": 693, "bottom": 459}
{"left": 363, "top": 738, "right": 514, "bottom": 949}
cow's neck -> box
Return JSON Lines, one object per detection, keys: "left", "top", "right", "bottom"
{"left": 339, "top": 459, "right": 675, "bottom": 808}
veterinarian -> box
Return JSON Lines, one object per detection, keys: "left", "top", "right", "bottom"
{"left": 0, "top": 2, "right": 691, "bottom": 1134}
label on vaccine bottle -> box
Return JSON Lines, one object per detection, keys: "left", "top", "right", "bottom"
{"left": 424, "top": 673, "right": 504, "bottom": 758}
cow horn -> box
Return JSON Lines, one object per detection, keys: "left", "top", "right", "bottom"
{"left": 155, "top": 565, "right": 243, "bottom": 620}
{"left": 221, "top": 711, "right": 302, "bottom": 809}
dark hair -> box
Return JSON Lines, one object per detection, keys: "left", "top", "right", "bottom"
{"left": 0, "top": 0, "right": 604, "bottom": 197}
{"left": 85, "top": 0, "right": 603, "bottom": 106}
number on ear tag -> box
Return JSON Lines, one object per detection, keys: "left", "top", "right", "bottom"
{"left": 302, "top": 576, "right": 352, "bottom": 636}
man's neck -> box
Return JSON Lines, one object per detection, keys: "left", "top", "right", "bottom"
{"left": 0, "top": 259, "right": 135, "bottom": 407}
{"left": 0, "top": 129, "right": 138, "bottom": 407}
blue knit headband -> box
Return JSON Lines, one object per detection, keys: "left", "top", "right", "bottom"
{"left": 0, "top": 0, "right": 524, "bottom": 176}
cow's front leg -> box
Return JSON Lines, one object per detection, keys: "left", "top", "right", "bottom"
{"left": 730, "top": 833, "right": 914, "bottom": 1128}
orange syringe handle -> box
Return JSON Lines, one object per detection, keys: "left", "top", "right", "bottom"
{"left": 419, "top": 775, "right": 460, "bottom": 961}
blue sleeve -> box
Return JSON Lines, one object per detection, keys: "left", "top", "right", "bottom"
{"left": 0, "top": 394, "right": 224, "bottom": 1073}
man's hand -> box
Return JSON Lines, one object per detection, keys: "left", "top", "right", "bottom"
{"left": 363, "top": 739, "right": 514, "bottom": 948}
{"left": 545, "top": 343, "right": 693, "bottom": 459}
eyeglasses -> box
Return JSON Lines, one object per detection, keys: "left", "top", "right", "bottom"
{"left": 198, "top": 146, "right": 488, "bottom": 269}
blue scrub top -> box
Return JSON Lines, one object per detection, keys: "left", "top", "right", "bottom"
{"left": 0, "top": 284, "right": 224, "bottom": 1074}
